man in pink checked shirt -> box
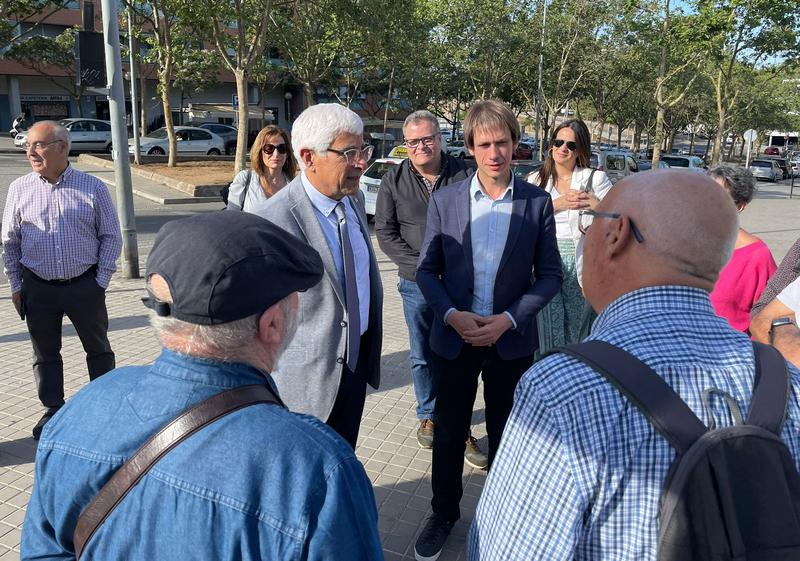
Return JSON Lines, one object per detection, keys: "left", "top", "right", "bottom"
{"left": 2, "top": 120, "right": 122, "bottom": 440}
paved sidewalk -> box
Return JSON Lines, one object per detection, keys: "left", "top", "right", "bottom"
{"left": 0, "top": 232, "right": 486, "bottom": 561}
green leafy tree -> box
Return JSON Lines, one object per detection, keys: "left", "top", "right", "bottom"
{"left": 1, "top": 0, "right": 73, "bottom": 51}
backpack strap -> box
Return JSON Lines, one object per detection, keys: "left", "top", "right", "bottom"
{"left": 73, "top": 384, "right": 280, "bottom": 559}
{"left": 556, "top": 341, "right": 707, "bottom": 454}
{"left": 746, "top": 342, "right": 790, "bottom": 434}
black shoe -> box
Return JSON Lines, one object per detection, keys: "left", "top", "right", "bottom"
{"left": 32, "top": 407, "right": 61, "bottom": 441}
{"left": 414, "top": 514, "right": 456, "bottom": 561}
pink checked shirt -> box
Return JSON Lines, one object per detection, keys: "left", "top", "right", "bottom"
{"left": 1, "top": 165, "right": 122, "bottom": 293}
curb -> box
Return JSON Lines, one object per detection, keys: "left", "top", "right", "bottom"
{"left": 78, "top": 154, "right": 227, "bottom": 198}
{"left": 93, "top": 176, "right": 221, "bottom": 205}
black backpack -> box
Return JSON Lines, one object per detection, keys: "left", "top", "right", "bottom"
{"left": 556, "top": 340, "right": 800, "bottom": 561}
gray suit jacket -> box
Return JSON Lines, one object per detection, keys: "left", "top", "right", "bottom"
{"left": 257, "top": 176, "right": 383, "bottom": 421}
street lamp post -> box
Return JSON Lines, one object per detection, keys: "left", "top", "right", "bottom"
{"left": 534, "top": 0, "right": 548, "bottom": 160}
{"left": 126, "top": 8, "right": 141, "bottom": 166}
{"left": 100, "top": 0, "right": 139, "bottom": 278}
{"left": 284, "top": 91, "right": 293, "bottom": 127}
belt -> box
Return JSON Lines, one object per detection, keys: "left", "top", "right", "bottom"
{"left": 24, "top": 266, "right": 97, "bottom": 286}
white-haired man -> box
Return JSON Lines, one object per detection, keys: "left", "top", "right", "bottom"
{"left": 1, "top": 120, "right": 122, "bottom": 440}
{"left": 258, "top": 103, "right": 383, "bottom": 448}
{"left": 21, "top": 211, "right": 384, "bottom": 560}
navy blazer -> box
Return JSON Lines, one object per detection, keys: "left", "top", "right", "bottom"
{"left": 416, "top": 174, "right": 563, "bottom": 360}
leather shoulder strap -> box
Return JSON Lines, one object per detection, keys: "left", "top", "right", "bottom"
{"left": 74, "top": 384, "right": 280, "bottom": 559}
{"left": 555, "top": 341, "right": 707, "bottom": 454}
{"left": 746, "top": 342, "right": 790, "bottom": 434}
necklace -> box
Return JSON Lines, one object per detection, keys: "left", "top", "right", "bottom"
{"left": 558, "top": 175, "right": 573, "bottom": 182}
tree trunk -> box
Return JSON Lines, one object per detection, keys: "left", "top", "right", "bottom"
{"left": 304, "top": 82, "right": 314, "bottom": 108}
{"left": 705, "top": 134, "right": 713, "bottom": 161}
{"left": 381, "top": 67, "right": 395, "bottom": 159}
{"left": 727, "top": 134, "right": 737, "bottom": 160}
{"left": 616, "top": 127, "right": 622, "bottom": 148}
{"left": 711, "top": 69, "right": 725, "bottom": 165}
{"left": 139, "top": 71, "right": 148, "bottom": 134}
{"left": 234, "top": 69, "right": 249, "bottom": 173}
{"left": 160, "top": 72, "right": 177, "bottom": 167}
{"left": 652, "top": 105, "right": 665, "bottom": 166}
{"left": 689, "top": 132, "right": 695, "bottom": 154}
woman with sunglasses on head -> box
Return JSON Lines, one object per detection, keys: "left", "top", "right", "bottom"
{"left": 226, "top": 125, "right": 298, "bottom": 212}
{"left": 527, "top": 119, "right": 613, "bottom": 356}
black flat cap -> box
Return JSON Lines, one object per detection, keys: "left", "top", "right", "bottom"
{"left": 144, "top": 212, "right": 323, "bottom": 325}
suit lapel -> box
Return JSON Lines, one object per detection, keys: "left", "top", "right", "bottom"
{"left": 456, "top": 179, "right": 474, "bottom": 280}
{"left": 497, "top": 177, "right": 528, "bottom": 275}
{"left": 287, "top": 180, "right": 346, "bottom": 307}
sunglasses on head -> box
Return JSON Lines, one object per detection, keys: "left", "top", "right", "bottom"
{"left": 553, "top": 139, "right": 578, "bottom": 151}
{"left": 262, "top": 143, "right": 288, "bottom": 156}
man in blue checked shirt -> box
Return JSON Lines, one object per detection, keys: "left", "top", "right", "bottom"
{"left": 468, "top": 169, "right": 800, "bottom": 560}
{"left": 2, "top": 121, "right": 122, "bottom": 440}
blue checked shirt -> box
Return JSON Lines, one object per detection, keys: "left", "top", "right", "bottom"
{"left": 468, "top": 285, "right": 800, "bottom": 561}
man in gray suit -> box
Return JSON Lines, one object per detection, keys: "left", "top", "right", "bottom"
{"left": 257, "top": 103, "right": 383, "bottom": 448}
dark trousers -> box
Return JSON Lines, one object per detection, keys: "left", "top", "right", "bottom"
{"left": 431, "top": 345, "right": 534, "bottom": 521}
{"left": 326, "top": 334, "right": 369, "bottom": 449}
{"left": 22, "top": 269, "right": 115, "bottom": 409}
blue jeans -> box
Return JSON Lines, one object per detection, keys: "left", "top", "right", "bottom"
{"left": 398, "top": 278, "right": 438, "bottom": 420}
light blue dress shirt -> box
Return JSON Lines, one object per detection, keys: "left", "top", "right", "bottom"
{"left": 301, "top": 173, "right": 370, "bottom": 334}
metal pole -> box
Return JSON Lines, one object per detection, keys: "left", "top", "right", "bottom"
{"left": 745, "top": 138, "right": 751, "bottom": 168}
{"left": 127, "top": 8, "right": 141, "bottom": 166}
{"left": 101, "top": 0, "right": 139, "bottom": 278}
{"left": 534, "top": 0, "right": 548, "bottom": 160}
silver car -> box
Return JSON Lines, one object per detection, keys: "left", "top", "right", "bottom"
{"left": 749, "top": 159, "right": 784, "bottom": 182}
{"left": 660, "top": 155, "right": 707, "bottom": 172}
{"left": 131, "top": 126, "right": 225, "bottom": 156}
{"left": 590, "top": 150, "right": 641, "bottom": 183}
{"left": 59, "top": 118, "right": 114, "bottom": 153}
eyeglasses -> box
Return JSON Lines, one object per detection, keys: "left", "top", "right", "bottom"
{"left": 553, "top": 139, "right": 578, "bottom": 151}
{"left": 578, "top": 210, "right": 645, "bottom": 243}
{"left": 24, "top": 139, "right": 64, "bottom": 151}
{"left": 405, "top": 135, "right": 438, "bottom": 149}
{"left": 327, "top": 144, "right": 374, "bottom": 164}
{"left": 262, "top": 143, "right": 288, "bottom": 156}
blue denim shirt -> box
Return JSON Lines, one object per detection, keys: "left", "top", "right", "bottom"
{"left": 22, "top": 349, "right": 384, "bottom": 560}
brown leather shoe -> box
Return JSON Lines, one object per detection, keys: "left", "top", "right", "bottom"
{"left": 417, "top": 419, "right": 434, "bottom": 449}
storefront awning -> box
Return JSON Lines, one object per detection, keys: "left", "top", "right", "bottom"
{"left": 185, "top": 103, "right": 274, "bottom": 121}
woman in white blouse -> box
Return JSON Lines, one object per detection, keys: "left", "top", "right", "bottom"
{"left": 226, "top": 125, "right": 298, "bottom": 213}
{"left": 527, "top": 119, "right": 613, "bottom": 355}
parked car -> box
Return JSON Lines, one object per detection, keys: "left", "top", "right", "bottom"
{"left": 514, "top": 142, "right": 534, "bottom": 160}
{"left": 765, "top": 157, "right": 791, "bottom": 179}
{"left": 749, "top": 159, "right": 784, "bottom": 182}
{"left": 197, "top": 123, "right": 238, "bottom": 155}
{"left": 511, "top": 160, "right": 543, "bottom": 180}
{"left": 590, "top": 150, "right": 641, "bottom": 183}
{"left": 131, "top": 126, "right": 225, "bottom": 156}
{"left": 388, "top": 144, "right": 409, "bottom": 159}
{"left": 359, "top": 157, "right": 404, "bottom": 216}
{"left": 659, "top": 155, "right": 707, "bottom": 172}
{"left": 764, "top": 146, "right": 780, "bottom": 156}
{"left": 445, "top": 140, "right": 469, "bottom": 159}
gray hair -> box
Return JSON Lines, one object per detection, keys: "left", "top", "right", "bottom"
{"left": 30, "top": 120, "right": 71, "bottom": 152}
{"left": 291, "top": 103, "right": 363, "bottom": 169}
{"left": 707, "top": 164, "right": 756, "bottom": 208}
{"left": 148, "top": 296, "right": 296, "bottom": 363}
{"left": 403, "top": 110, "right": 440, "bottom": 136}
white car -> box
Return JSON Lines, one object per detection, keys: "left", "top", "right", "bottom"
{"left": 359, "top": 158, "right": 404, "bottom": 216}
{"left": 132, "top": 126, "right": 225, "bottom": 156}
{"left": 660, "top": 155, "right": 707, "bottom": 172}
{"left": 14, "top": 118, "right": 114, "bottom": 153}
{"left": 445, "top": 140, "right": 469, "bottom": 159}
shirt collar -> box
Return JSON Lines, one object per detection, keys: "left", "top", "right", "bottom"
{"left": 38, "top": 163, "right": 73, "bottom": 186}
{"left": 153, "top": 348, "right": 279, "bottom": 392}
{"left": 301, "top": 171, "right": 341, "bottom": 218}
{"left": 592, "top": 285, "right": 715, "bottom": 333}
{"left": 470, "top": 170, "right": 515, "bottom": 202}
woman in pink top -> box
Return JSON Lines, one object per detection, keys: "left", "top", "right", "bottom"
{"left": 709, "top": 164, "right": 777, "bottom": 333}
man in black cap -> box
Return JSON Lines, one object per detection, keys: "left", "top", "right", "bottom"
{"left": 21, "top": 212, "right": 385, "bottom": 560}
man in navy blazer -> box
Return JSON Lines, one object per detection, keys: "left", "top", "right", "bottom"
{"left": 413, "top": 100, "right": 562, "bottom": 561}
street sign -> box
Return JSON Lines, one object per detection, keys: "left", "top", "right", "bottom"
{"left": 232, "top": 95, "right": 239, "bottom": 109}
{"left": 743, "top": 129, "right": 758, "bottom": 142}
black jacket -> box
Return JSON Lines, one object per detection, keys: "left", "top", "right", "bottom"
{"left": 375, "top": 153, "right": 472, "bottom": 280}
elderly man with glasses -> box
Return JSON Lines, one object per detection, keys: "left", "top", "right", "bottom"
{"left": 257, "top": 103, "right": 383, "bottom": 449}
{"left": 374, "top": 110, "right": 489, "bottom": 466}
{"left": 468, "top": 169, "right": 800, "bottom": 560}
{"left": 1, "top": 120, "right": 122, "bottom": 440}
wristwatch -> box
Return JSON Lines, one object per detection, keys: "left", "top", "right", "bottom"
{"left": 769, "top": 316, "right": 797, "bottom": 342}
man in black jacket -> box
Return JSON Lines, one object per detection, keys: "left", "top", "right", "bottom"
{"left": 375, "top": 111, "right": 486, "bottom": 467}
